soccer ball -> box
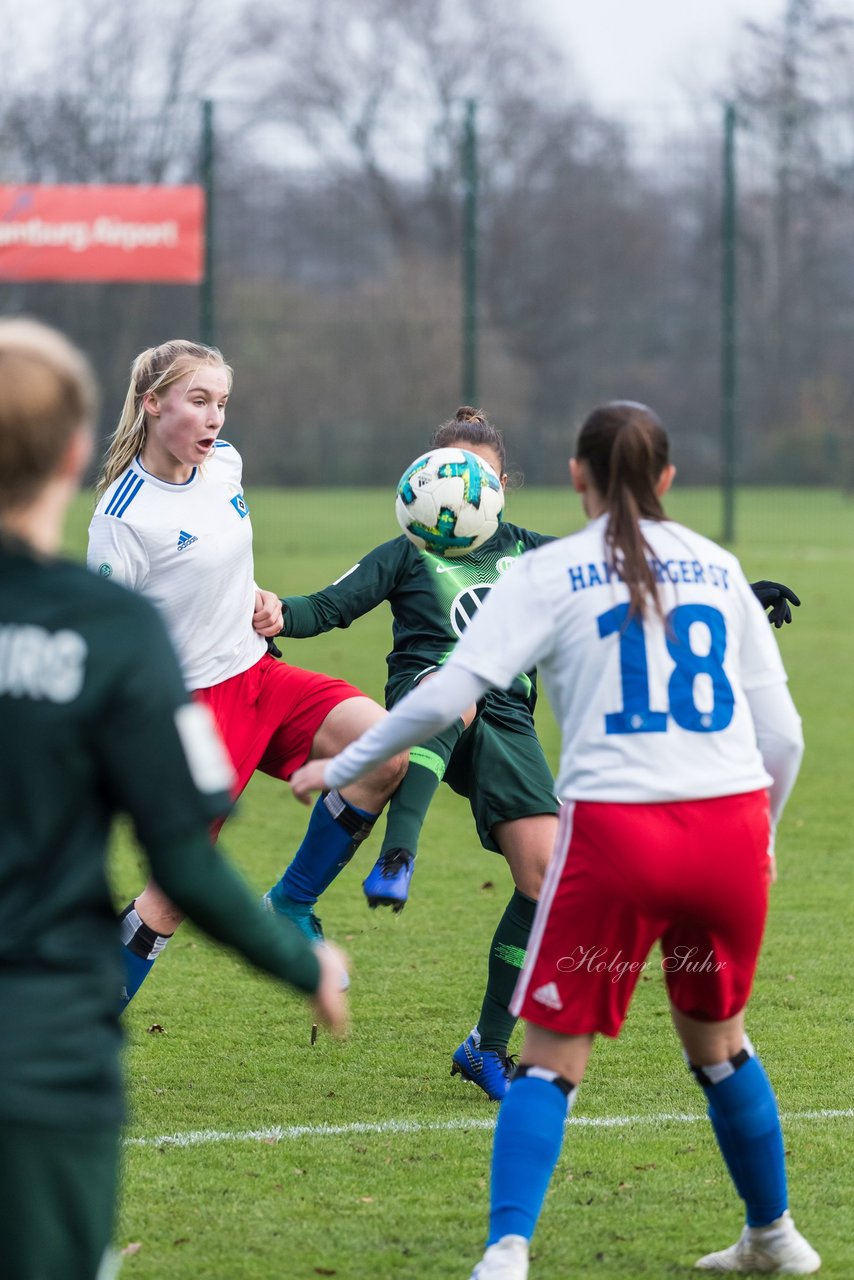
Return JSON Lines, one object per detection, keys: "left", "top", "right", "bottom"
{"left": 395, "top": 447, "right": 504, "bottom": 557}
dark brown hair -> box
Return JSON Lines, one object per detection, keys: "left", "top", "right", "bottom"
{"left": 431, "top": 405, "right": 507, "bottom": 475}
{"left": 575, "top": 401, "right": 670, "bottom": 618}
{"left": 0, "top": 318, "right": 98, "bottom": 514}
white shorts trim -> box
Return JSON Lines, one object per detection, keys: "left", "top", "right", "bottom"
{"left": 510, "top": 800, "right": 575, "bottom": 1018}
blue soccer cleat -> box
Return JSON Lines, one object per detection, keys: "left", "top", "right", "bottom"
{"left": 362, "top": 848, "right": 415, "bottom": 912}
{"left": 451, "top": 1027, "right": 517, "bottom": 1101}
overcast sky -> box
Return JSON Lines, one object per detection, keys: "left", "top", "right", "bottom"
{"left": 530, "top": 0, "right": 786, "bottom": 107}
{"left": 1, "top": 0, "right": 790, "bottom": 109}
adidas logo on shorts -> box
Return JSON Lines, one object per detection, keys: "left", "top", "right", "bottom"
{"left": 532, "top": 981, "right": 563, "bottom": 1011}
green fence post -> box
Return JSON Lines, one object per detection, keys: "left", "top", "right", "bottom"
{"left": 461, "top": 98, "right": 478, "bottom": 405}
{"left": 721, "top": 101, "right": 737, "bottom": 543}
{"left": 200, "top": 99, "right": 215, "bottom": 347}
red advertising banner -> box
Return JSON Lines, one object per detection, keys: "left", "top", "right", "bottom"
{"left": 0, "top": 185, "right": 205, "bottom": 283}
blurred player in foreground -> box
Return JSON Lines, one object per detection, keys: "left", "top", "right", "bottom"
{"left": 0, "top": 319, "right": 347, "bottom": 1280}
{"left": 87, "top": 340, "right": 406, "bottom": 1007}
{"left": 290, "top": 401, "right": 818, "bottom": 1277}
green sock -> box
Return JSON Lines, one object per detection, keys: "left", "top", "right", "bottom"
{"left": 477, "top": 889, "right": 537, "bottom": 1052}
{"left": 378, "top": 719, "right": 464, "bottom": 858}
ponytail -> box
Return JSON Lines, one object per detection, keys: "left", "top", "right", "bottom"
{"left": 97, "top": 339, "right": 232, "bottom": 496}
{"left": 575, "top": 401, "right": 669, "bottom": 618}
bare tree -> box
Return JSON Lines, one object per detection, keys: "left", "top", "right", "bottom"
{"left": 236, "top": 0, "right": 569, "bottom": 254}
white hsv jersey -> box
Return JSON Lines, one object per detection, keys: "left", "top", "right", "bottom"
{"left": 87, "top": 443, "right": 266, "bottom": 690}
{"left": 448, "top": 515, "right": 787, "bottom": 803}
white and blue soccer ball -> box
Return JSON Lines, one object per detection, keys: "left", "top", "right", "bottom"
{"left": 395, "top": 447, "right": 504, "bottom": 557}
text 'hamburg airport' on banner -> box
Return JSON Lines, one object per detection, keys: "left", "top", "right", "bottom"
{"left": 0, "top": 185, "right": 205, "bottom": 283}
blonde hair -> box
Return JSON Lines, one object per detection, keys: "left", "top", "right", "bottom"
{"left": 97, "top": 339, "right": 233, "bottom": 496}
{"left": 0, "top": 317, "right": 98, "bottom": 514}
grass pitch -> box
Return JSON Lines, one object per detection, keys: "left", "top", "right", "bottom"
{"left": 64, "top": 486, "right": 854, "bottom": 1278}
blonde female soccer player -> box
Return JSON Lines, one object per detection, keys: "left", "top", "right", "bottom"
{"left": 289, "top": 401, "right": 818, "bottom": 1277}
{"left": 87, "top": 340, "right": 406, "bottom": 1005}
{"left": 0, "top": 319, "right": 346, "bottom": 1280}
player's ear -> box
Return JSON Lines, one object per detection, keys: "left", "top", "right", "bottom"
{"left": 569, "top": 457, "right": 586, "bottom": 493}
{"left": 656, "top": 464, "right": 676, "bottom": 498}
{"left": 142, "top": 389, "right": 161, "bottom": 417}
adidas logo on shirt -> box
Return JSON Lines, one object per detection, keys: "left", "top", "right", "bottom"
{"left": 176, "top": 530, "right": 198, "bottom": 552}
{"left": 532, "top": 982, "right": 563, "bottom": 1011}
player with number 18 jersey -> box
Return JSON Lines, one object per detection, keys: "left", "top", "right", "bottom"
{"left": 447, "top": 514, "right": 790, "bottom": 1034}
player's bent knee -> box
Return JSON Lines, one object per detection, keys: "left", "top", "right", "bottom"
{"left": 371, "top": 750, "right": 409, "bottom": 798}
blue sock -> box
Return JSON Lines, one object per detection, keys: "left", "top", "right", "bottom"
{"left": 120, "top": 948, "right": 155, "bottom": 1010}
{"left": 694, "top": 1043, "right": 788, "bottom": 1227}
{"left": 273, "top": 790, "right": 378, "bottom": 906}
{"left": 118, "top": 903, "right": 171, "bottom": 1012}
{"left": 487, "top": 1068, "right": 576, "bottom": 1245}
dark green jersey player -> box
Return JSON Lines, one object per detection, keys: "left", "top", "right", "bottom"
{"left": 283, "top": 520, "right": 550, "bottom": 729}
{"left": 270, "top": 408, "right": 560, "bottom": 1102}
{"left": 0, "top": 320, "right": 347, "bottom": 1280}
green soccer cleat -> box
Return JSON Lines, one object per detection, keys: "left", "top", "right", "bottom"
{"left": 262, "top": 890, "right": 349, "bottom": 991}
{"left": 262, "top": 889, "right": 325, "bottom": 943}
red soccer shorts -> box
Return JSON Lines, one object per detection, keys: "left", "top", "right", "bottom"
{"left": 194, "top": 653, "right": 365, "bottom": 803}
{"left": 511, "top": 790, "right": 772, "bottom": 1037}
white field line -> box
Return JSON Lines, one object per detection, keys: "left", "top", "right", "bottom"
{"left": 125, "top": 1108, "right": 854, "bottom": 1150}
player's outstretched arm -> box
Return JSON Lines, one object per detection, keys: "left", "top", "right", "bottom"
{"left": 750, "top": 580, "right": 801, "bottom": 627}
{"left": 281, "top": 541, "right": 409, "bottom": 638}
{"left": 290, "top": 665, "right": 491, "bottom": 802}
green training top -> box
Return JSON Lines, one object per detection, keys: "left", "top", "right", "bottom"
{"left": 0, "top": 536, "right": 319, "bottom": 1128}
{"left": 281, "top": 522, "right": 551, "bottom": 734}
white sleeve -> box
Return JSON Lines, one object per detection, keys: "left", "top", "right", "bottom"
{"left": 745, "top": 682, "right": 803, "bottom": 837}
{"left": 324, "top": 666, "right": 491, "bottom": 791}
{"left": 87, "top": 515, "right": 150, "bottom": 591}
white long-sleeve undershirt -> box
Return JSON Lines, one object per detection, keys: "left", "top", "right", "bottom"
{"left": 744, "top": 682, "right": 804, "bottom": 830}
{"left": 324, "top": 666, "right": 489, "bottom": 790}
{"left": 324, "top": 666, "right": 804, "bottom": 838}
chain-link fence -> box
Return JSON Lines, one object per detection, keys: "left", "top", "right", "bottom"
{"left": 2, "top": 90, "right": 854, "bottom": 518}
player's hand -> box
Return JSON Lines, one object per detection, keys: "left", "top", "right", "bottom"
{"left": 290, "top": 759, "right": 330, "bottom": 804}
{"left": 253, "top": 589, "right": 284, "bottom": 636}
{"left": 750, "top": 580, "right": 801, "bottom": 628}
{"left": 312, "top": 942, "right": 350, "bottom": 1036}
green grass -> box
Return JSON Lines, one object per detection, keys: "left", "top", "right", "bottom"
{"left": 65, "top": 487, "right": 854, "bottom": 1278}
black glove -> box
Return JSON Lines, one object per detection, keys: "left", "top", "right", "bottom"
{"left": 265, "top": 600, "right": 287, "bottom": 658}
{"left": 750, "top": 580, "right": 801, "bottom": 628}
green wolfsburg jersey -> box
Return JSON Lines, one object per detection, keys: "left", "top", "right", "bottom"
{"left": 0, "top": 538, "right": 232, "bottom": 1126}
{"left": 282, "top": 522, "right": 552, "bottom": 733}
